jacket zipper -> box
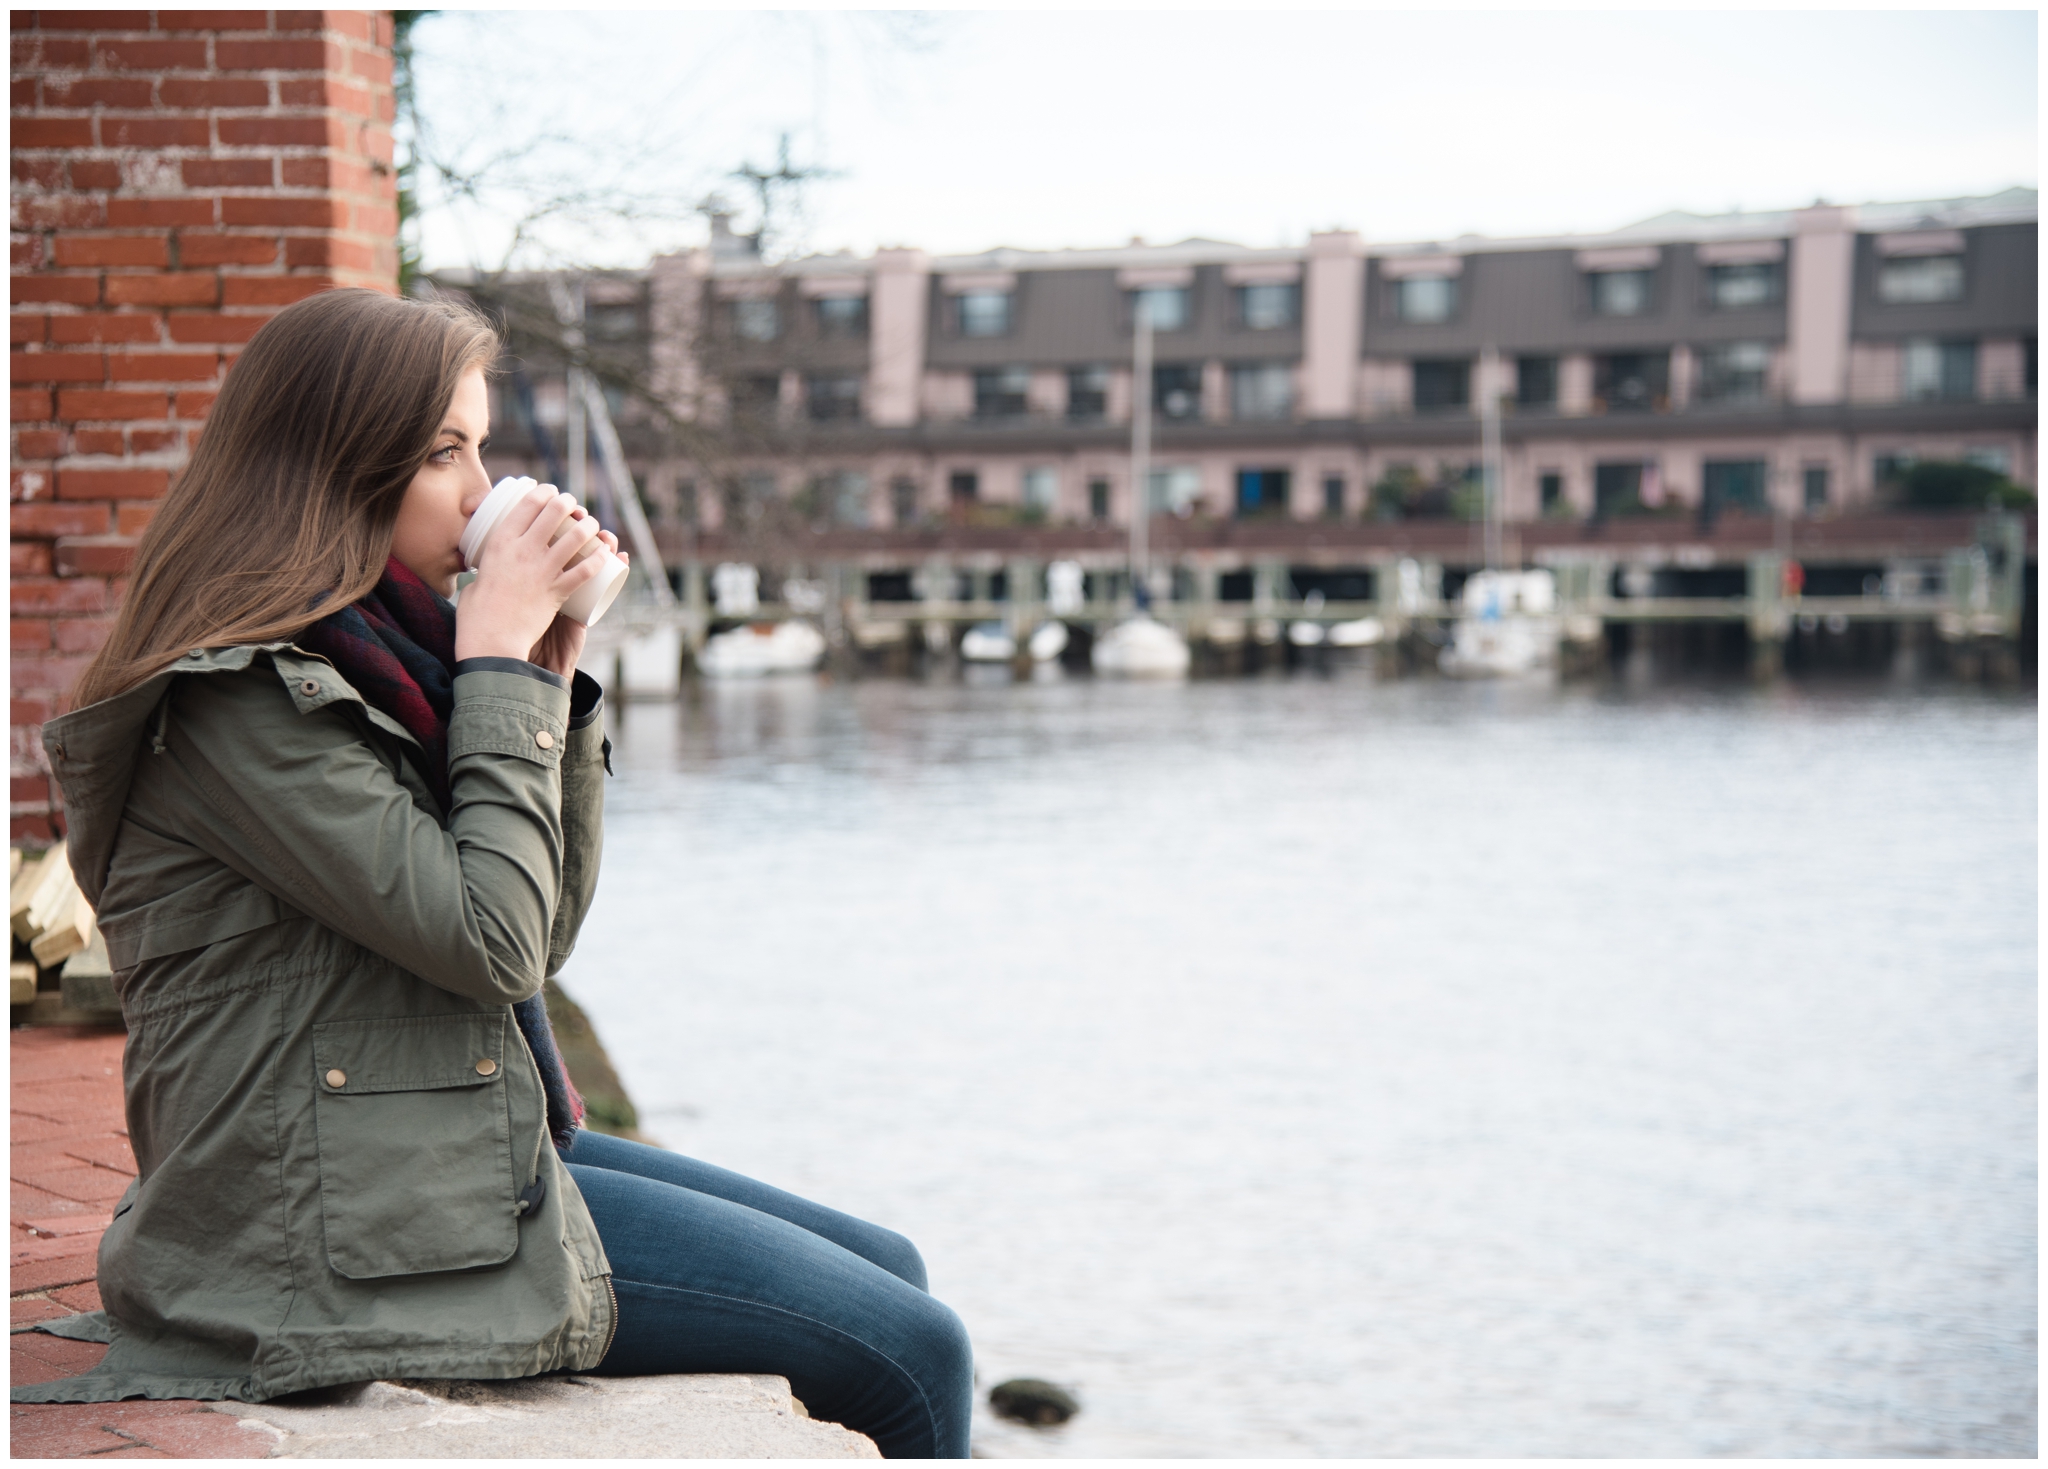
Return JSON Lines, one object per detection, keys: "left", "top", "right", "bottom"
{"left": 599, "top": 1273, "right": 619, "bottom": 1365}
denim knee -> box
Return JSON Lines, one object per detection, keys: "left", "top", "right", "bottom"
{"left": 898, "top": 1292, "right": 975, "bottom": 1456}
{"left": 864, "top": 1227, "right": 929, "bottom": 1293}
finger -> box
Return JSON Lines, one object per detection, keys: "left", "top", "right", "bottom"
{"left": 506, "top": 480, "right": 562, "bottom": 537}
{"left": 535, "top": 492, "right": 585, "bottom": 546}
{"left": 552, "top": 515, "right": 605, "bottom": 573}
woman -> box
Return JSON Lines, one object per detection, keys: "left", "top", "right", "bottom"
{"left": 16, "top": 288, "right": 974, "bottom": 1458}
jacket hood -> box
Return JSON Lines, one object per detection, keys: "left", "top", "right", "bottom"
{"left": 40, "top": 643, "right": 409, "bottom": 908}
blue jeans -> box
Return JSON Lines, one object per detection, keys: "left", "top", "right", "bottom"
{"left": 558, "top": 1130, "right": 974, "bottom": 1458}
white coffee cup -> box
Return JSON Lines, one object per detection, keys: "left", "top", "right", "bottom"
{"left": 459, "top": 476, "right": 631, "bottom": 628}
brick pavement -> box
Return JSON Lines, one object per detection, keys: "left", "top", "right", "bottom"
{"left": 10, "top": 1023, "right": 263, "bottom": 1458}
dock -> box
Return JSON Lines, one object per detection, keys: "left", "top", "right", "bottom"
{"left": 580, "top": 509, "right": 2034, "bottom": 687}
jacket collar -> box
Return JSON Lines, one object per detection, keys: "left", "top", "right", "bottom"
{"left": 42, "top": 643, "right": 421, "bottom": 908}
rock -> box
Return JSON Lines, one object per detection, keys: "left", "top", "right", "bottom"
{"left": 210, "top": 1372, "right": 879, "bottom": 1458}
{"left": 544, "top": 978, "right": 645, "bottom": 1139}
{"left": 988, "top": 1377, "right": 1079, "bottom": 1427}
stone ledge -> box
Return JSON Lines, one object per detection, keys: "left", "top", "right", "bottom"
{"left": 210, "top": 1373, "right": 880, "bottom": 1459}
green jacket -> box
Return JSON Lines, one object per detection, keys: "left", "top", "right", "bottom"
{"left": 13, "top": 642, "right": 616, "bottom": 1403}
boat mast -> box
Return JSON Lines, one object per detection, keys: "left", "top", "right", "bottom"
{"left": 1130, "top": 302, "right": 1153, "bottom": 610}
{"left": 1480, "top": 342, "right": 1503, "bottom": 573}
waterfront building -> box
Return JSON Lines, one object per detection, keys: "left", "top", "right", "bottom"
{"left": 479, "top": 189, "right": 2035, "bottom": 535}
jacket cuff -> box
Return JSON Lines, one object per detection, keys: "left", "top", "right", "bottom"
{"left": 453, "top": 656, "right": 569, "bottom": 690}
{"left": 567, "top": 669, "right": 604, "bottom": 731}
{"left": 449, "top": 667, "right": 573, "bottom": 767}
{"left": 564, "top": 704, "right": 607, "bottom": 767}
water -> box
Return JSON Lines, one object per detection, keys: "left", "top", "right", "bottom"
{"left": 560, "top": 667, "right": 2037, "bottom": 1457}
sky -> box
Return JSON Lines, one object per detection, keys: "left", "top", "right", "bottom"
{"left": 408, "top": 8, "right": 2038, "bottom": 271}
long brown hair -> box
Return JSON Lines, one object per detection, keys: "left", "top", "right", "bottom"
{"left": 74, "top": 288, "right": 499, "bottom": 708}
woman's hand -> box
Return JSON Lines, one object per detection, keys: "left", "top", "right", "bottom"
{"left": 453, "top": 483, "right": 608, "bottom": 663}
{"left": 525, "top": 529, "right": 625, "bottom": 678}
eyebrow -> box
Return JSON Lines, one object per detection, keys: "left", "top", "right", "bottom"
{"left": 440, "top": 426, "right": 472, "bottom": 443}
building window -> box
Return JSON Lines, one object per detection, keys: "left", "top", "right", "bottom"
{"left": 1088, "top": 477, "right": 1110, "bottom": 522}
{"left": 1588, "top": 269, "right": 1652, "bottom": 317}
{"left": 587, "top": 302, "right": 640, "bottom": 341}
{"left": 1411, "top": 358, "right": 1470, "bottom": 412}
{"left": 1392, "top": 276, "right": 1456, "bottom": 323}
{"left": 1966, "top": 445, "right": 2011, "bottom": 475}
{"left": 1022, "top": 466, "right": 1058, "bottom": 517}
{"left": 730, "top": 373, "right": 780, "bottom": 422}
{"left": 1702, "top": 460, "right": 1769, "bottom": 516}
{"left": 817, "top": 470, "right": 869, "bottom": 526}
{"left": 1236, "top": 282, "right": 1299, "bottom": 330}
{"left": 1321, "top": 474, "right": 1345, "bottom": 518}
{"left": 1146, "top": 466, "right": 1200, "bottom": 516}
{"left": 868, "top": 570, "right": 916, "bottom": 602}
{"left": 1707, "top": 262, "right": 1782, "bottom": 310}
{"left": 1067, "top": 365, "right": 1108, "bottom": 422}
{"left": 813, "top": 295, "right": 868, "bottom": 338}
{"left": 1802, "top": 465, "right": 1830, "bottom": 511}
{"left": 1235, "top": 467, "right": 1291, "bottom": 517}
{"left": 957, "top": 290, "right": 1012, "bottom": 337}
{"left": 1879, "top": 254, "right": 1964, "bottom": 305}
{"left": 805, "top": 372, "right": 862, "bottom": 422}
{"left": 1516, "top": 356, "right": 1558, "bottom": 408}
{"left": 890, "top": 476, "right": 920, "bottom": 526}
{"left": 731, "top": 297, "right": 779, "bottom": 342}
{"left": 1539, "top": 471, "right": 1564, "bottom": 513}
{"left": 1695, "top": 342, "right": 1771, "bottom": 405}
{"left": 1153, "top": 364, "right": 1201, "bottom": 421}
{"left": 1229, "top": 362, "right": 1294, "bottom": 422}
{"left": 1874, "top": 452, "right": 1914, "bottom": 490}
{"left": 1593, "top": 462, "right": 1644, "bottom": 516}
{"left": 1903, "top": 338, "right": 1976, "bottom": 401}
{"left": 948, "top": 470, "right": 980, "bottom": 503}
{"left": 1129, "top": 286, "right": 1190, "bottom": 331}
{"left": 1594, "top": 352, "right": 1667, "bottom": 412}
{"left": 972, "top": 366, "right": 1031, "bottom": 419}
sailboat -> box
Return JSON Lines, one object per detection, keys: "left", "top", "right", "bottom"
{"left": 959, "top": 622, "right": 1016, "bottom": 662}
{"left": 1092, "top": 304, "right": 1191, "bottom": 678}
{"left": 1438, "top": 345, "right": 1559, "bottom": 678}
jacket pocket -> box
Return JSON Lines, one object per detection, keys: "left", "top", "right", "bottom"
{"left": 311, "top": 1012, "right": 519, "bottom": 1279}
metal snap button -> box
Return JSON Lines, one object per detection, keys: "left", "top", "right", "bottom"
{"left": 187, "top": 650, "right": 204, "bottom": 660}
{"left": 534, "top": 730, "right": 555, "bottom": 750}
{"left": 325, "top": 1068, "right": 347, "bottom": 1088}
{"left": 300, "top": 680, "right": 320, "bottom": 696}
{"left": 475, "top": 1058, "right": 498, "bottom": 1076}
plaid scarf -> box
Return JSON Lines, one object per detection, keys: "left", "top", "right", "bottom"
{"left": 301, "top": 558, "right": 586, "bottom": 1146}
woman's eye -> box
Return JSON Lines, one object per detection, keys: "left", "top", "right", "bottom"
{"left": 430, "top": 444, "right": 457, "bottom": 463}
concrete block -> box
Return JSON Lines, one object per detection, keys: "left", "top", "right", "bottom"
{"left": 211, "top": 1373, "right": 881, "bottom": 1458}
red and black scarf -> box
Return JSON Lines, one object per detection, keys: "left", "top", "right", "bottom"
{"left": 301, "top": 558, "right": 587, "bottom": 1145}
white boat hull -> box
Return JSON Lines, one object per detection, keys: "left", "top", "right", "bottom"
{"left": 697, "top": 620, "right": 827, "bottom": 677}
{"left": 960, "top": 625, "right": 1016, "bottom": 663}
{"left": 1028, "top": 621, "right": 1070, "bottom": 663}
{"left": 1326, "top": 616, "right": 1384, "bottom": 648}
{"left": 1091, "top": 616, "right": 1191, "bottom": 677}
{"left": 1438, "top": 615, "right": 1556, "bottom": 678}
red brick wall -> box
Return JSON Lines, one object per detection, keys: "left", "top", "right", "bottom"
{"left": 10, "top": 10, "right": 398, "bottom": 840}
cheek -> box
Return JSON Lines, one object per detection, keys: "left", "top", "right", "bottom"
{"left": 393, "top": 472, "right": 461, "bottom": 553}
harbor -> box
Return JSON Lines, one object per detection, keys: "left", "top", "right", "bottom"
{"left": 577, "top": 510, "right": 2036, "bottom": 692}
